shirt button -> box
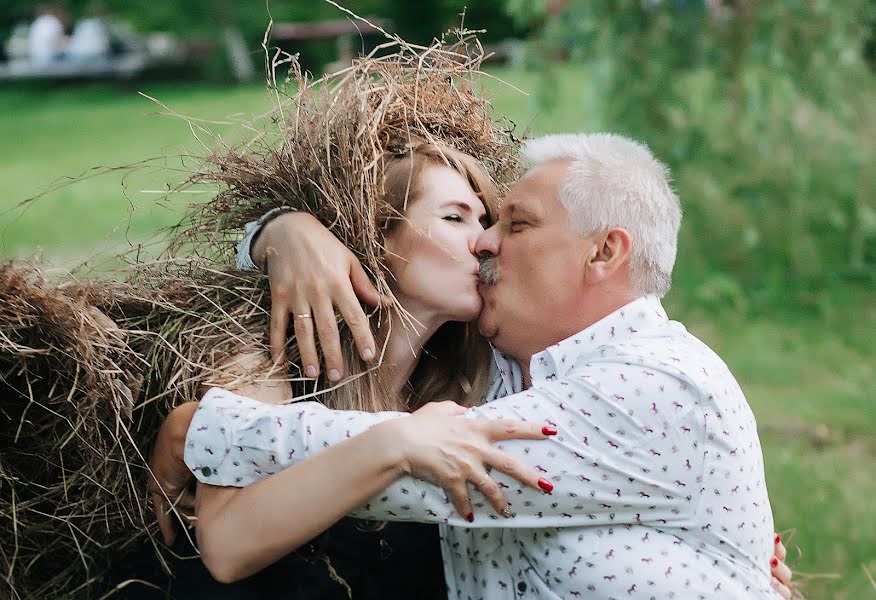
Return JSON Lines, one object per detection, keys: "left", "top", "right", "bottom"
{"left": 201, "top": 466, "right": 213, "bottom": 477}
{"left": 517, "top": 581, "right": 527, "bottom": 593}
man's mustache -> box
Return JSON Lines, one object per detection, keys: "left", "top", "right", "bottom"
{"left": 478, "top": 255, "right": 499, "bottom": 285}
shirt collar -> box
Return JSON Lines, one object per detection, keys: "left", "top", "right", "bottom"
{"left": 529, "top": 295, "right": 668, "bottom": 384}
{"left": 492, "top": 348, "right": 525, "bottom": 394}
{"left": 490, "top": 295, "right": 668, "bottom": 391}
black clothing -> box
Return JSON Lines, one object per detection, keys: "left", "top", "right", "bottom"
{"left": 108, "top": 519, "right": 445, "bottom": 600}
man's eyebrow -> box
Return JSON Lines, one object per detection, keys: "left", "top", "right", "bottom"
{"left": 508, "top": 203, "right": 538, "bottom": 219}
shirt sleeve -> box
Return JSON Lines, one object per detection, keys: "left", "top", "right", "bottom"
{"left": 235, "top": 206, "right": 295, "bottom": 271}
{"left": 186, "top": 359, "right": 706, "bottom": 528}
{"left": 184, "top": 387, "right": 408, "bottom": 486}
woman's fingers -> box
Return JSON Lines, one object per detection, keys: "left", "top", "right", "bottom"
{"left": 175, "top": 489, "right": 196, "bottom": 511}
{"left": 349, "top": 255, "right": 381, "bottom": 308}
{"left": 771, "top": 577, "right": 792, "bottom": 600}
{"left": 774, "top": 536, "right": 787, "bottom": 562}
{"left": 483, "top": 447, "right": 546, "bottom": 494}
{"left": 335, "top": 280, "right": 376, "bottom": 362}
{"left": 771, "top": 553, "right": 793, "bottom": 586}
{"left": 291, "top": 301, "right": 319, "bottom": 378}
{"left": 268, "top": 298, "right": 290, "bottom": 366}
{"left": 445, "top": 478, "right": 474, "bottom": 523}
{"left": 313, "top": 297, "right": 344, "bottom": 381}
{"left": 152, "top": 492, "right": 176, "bottom": 546}
{"left": 470, "top": 469, "right": 508, "bottom": 516}
{"left": 480, "top": 418, "right": 557, "bottom": 443}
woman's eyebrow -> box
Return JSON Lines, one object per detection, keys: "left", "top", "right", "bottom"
{"left": 441, "top": 200, "right": 471, "bottom": 211}
{"left": 442, "top": 200, "right": 486, "bottom": 218}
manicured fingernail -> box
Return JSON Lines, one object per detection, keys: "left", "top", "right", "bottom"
{"left": 466, "top": 512, "right": 474, "bottom": 523}
{"left": 362, "top": 347, "right": 374, "bottom": 360}
{"left": 775, "top": 534, "right": 781, "bottom": 544}
{"left": 542, "top": 426, "right": 557, "bottom": 435}
{"left": 770, "top": 556, "right": 778, "bottom": 568}
{"left": 538, "top": 478, "right": 553, "bottom": 493}
{"left": 328, "top": 369, "right": 341, "bottom": 381}
{"left": 305, "top": 365, "right": 317, "bottom": 378}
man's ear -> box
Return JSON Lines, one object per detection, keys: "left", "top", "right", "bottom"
{"left": 584, "top": 228, "right": 632, "bottom": 283}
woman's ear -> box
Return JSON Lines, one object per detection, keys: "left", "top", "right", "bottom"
{"left": 584, "top": 228, "right": 632, "bottom": 283}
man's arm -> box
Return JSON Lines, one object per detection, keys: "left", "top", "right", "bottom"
{"left": 240, "top": 210, "right": 379, "bottom": 378}
{"left": 235, "top": 206, "right": 295, "bottom": 271}
{"left": 186, "top": 362, "right": 704, "bottom": 528}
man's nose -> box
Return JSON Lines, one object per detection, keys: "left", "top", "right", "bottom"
{"left": 474, "top": 222, "right": 500, "bottom": 257}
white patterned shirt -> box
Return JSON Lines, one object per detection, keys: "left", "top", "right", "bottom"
{"left": 185, "top": 295, "right": 780, "bottom": 599}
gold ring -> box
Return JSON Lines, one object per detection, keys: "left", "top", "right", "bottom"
{"left": 294, "top": 314, "right": 312, "bottom": 319}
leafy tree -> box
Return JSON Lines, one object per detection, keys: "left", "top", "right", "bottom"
{"left": 507, "top": 0, "right": 876, "bottom": 311}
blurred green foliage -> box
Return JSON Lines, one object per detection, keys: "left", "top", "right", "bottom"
{"left": 509, "top": 0, "right": 876, "bottom": 313}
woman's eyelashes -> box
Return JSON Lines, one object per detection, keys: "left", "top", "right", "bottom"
{"left": 444, "top": 212, "right": 488, "bottom": 230}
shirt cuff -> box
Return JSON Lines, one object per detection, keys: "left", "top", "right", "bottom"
{"left": 184, "top": 387, "right": 249, "bottom": 486}
{"left": 235, "top": 206, "right": 295, "bottom": 271}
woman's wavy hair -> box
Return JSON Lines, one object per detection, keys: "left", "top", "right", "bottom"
{"left": 327, "top": 143, "right": 499, "bottom": 413}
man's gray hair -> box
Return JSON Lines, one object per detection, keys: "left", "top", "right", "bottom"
{"left": 522, "top": 133, "right": 682, "bottom": 297}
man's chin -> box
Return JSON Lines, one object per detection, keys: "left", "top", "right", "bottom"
{"left": 477, "top": 310, "right": 497, "bottom": 340}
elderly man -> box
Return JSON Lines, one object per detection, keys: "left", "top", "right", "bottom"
{"left": 151, "top": 133, "right": 793, "bottom": 598}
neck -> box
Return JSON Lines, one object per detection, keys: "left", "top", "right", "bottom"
{"left": 381, "top": 305, "right": 444, "bottom": 401}
{"left": 510, "top": 286, "right": 641, "bottom": 390}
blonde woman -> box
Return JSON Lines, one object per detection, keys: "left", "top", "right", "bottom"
{"left": 152, "top": 143, "right": 555, "bottom": 599}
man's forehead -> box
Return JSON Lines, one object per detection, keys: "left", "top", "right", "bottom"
{"left": 503, "top": 159, "right": 571, "bottom": 214}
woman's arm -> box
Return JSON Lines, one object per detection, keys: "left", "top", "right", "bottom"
{"left": 193, "top": 401, "right": 549, "bottom": 584}
{"left": 194, "top": 419, "right": 404, "bottom": 584}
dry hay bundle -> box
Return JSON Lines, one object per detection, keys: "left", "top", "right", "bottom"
{"left": 0, "top": 263, "right": 147, "bottom": 598}
{"left": 0, "top": 32, "right": 523, "bottom": 599}
{"left": 0, "top": 260, "right": 292, "bottom": 598}
{"left": 174, "top": 32, "right": 523, "bottom": 300}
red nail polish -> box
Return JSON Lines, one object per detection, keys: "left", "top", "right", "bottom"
{"left": 538, "top": 478, "right": 554, "bottom": 493}
{"left": 542, "top": 426, "right": 557, "bottom": 436}
{"left": 770, "top": 556, "right": 778, "bottom": 568}
{"left": 466, "top": 512, "right": 474, "bottom": 523}
{"left": 774, "top": 534, "right": 781, "bottom": 544}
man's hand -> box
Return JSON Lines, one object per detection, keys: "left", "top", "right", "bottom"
{"left": 148, "top": 401, "right": 199, "bottom": 546}
{"left": 771, "top": 533, "right": 793, "bottom": 599}
{"left": 252, "top": 212, "right": 380, "bottom": 381}
{"left": 386, "top": 401, "right": 557, "bottom": 521}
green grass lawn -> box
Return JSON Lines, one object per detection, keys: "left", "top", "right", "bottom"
{"left": 1, "top": 69, "right": 874, "bottom": 598}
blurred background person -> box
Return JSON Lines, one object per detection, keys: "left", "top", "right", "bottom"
{"left": 27, "top": 3, "right": 70, "bottom": 65}
{"left": 67, "top": 2, "right": 111, "bottom": 61}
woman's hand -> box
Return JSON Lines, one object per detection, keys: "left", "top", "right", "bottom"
{"left": 252, "top": 212, "right": 381, "bottom": 379}
{"left": 148, "top": 401, "right": 199, "bottom": 545}
{"left": 383, "top": 401, "right": 557, "bottom": 521}
{"left": 770, "top": 533, "right": 793, "bottom": 599}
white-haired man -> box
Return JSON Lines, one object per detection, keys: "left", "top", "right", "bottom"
{"left": 151, "top": 133, "right": 793, "bottom": 598}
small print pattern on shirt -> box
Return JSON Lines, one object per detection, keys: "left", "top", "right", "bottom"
{"left": 186, "top": 295, "right": 781, "bottom": 599}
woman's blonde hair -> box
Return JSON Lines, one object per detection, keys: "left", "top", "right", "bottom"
{"left": 325, "top": 143, "right": 499, "bottom": 413}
